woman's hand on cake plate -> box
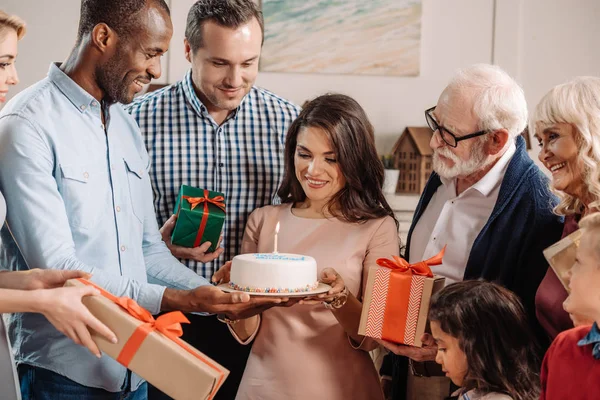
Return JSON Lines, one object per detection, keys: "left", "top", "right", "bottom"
{"left": 300, "top": 267, "right": 345, "bottom": 305}
{"left": 212, "top": 261, "right": 231, "bottom": 284}
{"left": 160, "top": 214, "right": 224, "bottom": 263}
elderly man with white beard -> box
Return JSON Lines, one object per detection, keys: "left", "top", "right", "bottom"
{"left": 378, "top": 64, "right": 564, "bottom": 400}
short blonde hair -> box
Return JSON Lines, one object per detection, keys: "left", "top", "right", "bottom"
{"left": 531, "top": 77, "right": 600, "bottom": 216}
{"left": 0, "top": 10, "right": 26, "bottom": 40}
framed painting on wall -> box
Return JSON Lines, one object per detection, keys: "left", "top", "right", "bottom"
{"left": 259, "top": 0, "right": 422, "bottom": 76}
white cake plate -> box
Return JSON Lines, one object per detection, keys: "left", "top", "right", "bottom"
{"left": 217, "top": 282, "right": 332, "bottom": 297}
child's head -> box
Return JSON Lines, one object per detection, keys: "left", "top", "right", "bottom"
{"left": 563, "top": 213, "right": 600, "bottom": 322}
{"left": 428, "top": 280, "right": 540, "bottom": 400}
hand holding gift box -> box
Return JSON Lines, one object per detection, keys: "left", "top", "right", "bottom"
{"left": 359, "top": 248, "right": 446, "bottom": 347}
{"left": 171, "top": 185, "right": 226, "bottom": 253}
{"left": 65, "top": 278, "right": 229, "bottom": 400}
{"left": 543, "top": 229, "right": 582, "bottom": 293}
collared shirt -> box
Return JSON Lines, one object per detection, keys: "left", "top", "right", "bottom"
{"left": 409, "top": 142, "right": 516, "bottom": 284}
{"left": 578, "top": 322, "right": 600, "bottom": 359}
{"left": 126, "top": 70, "right": 300, "bottom": 279}
{"left": 0, "top": 63, "right": 210, "bottom": 392}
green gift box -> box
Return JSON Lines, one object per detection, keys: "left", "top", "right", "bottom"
{"left": 171, "top": 185, "right": 226, "bottom": 253}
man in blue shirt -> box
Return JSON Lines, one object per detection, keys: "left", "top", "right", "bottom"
{"left": 126, "top": 1, "right": 300, "bottom": 398}
{"left": 0, "top": 0, "right": 281, "bottom": 398}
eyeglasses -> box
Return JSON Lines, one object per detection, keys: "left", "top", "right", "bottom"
{"left": 425, "top": 106, "right": 489, "bottom": 148}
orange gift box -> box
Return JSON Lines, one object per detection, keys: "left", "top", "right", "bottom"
{"left": 64, "top": 278, "right": 228, "bottom": 400}
{"left": 358, "top": 249, "right": 446, "bottom": 347}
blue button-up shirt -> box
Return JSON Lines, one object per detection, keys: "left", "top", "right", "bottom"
{"left": 0, "top": 64, "right": 211, "bottom": 392}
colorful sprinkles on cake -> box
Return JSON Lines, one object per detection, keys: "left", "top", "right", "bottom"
{"left": 228, "top": 281, "right": 319, "bottom": 293}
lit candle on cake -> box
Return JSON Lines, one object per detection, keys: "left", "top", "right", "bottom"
{"left": 273, "top": 221, "right": 280, "bottom": 254}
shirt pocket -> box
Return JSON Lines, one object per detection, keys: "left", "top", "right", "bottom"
{"left": 123, "top": 157, "right": 146, "bottom": 225}
{"left": 59, "top": 162, "right": 110, "bottom": 230}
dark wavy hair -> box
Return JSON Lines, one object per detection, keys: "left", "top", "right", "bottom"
{"left": 429, "top": 280, "right": 540, "bottom": 400}
{"left": 277, "top": 93, "right": 398, "bottom": 227}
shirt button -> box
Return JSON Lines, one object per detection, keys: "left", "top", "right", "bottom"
{"left": 83, "top": 172, "right": 89, "bottom": 179}
{"left": 116, "top": 206, "right": 121, "bottom": 212}
{"left": 219, "top": 163, "right": 224, "bottom": 167}
{"left": 121, "top": 246, "right": 126, "bottom": 252}
{"left": 433, "top": 237, "right": 436, "bottom": 241}
{"left": 92, "top": 101, "right": 98, "bottom": 107}
{"left": 80, "top": 105, "right": 86, "bottom": 110}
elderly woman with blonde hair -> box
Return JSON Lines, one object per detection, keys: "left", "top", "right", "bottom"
{"left": 534, "top": 76, "right": 600, "bottom": 341}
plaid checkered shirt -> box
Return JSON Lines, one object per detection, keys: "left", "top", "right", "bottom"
{"left": 126, "top": 70, "right": 300, "bottom": 278}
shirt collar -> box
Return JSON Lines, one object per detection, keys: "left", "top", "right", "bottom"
{"left": 577, "top": 322, "right": 600, "bottom": 359}
{"left": 181, "top": 68, "right": 245, "bottom": 122}
{"left": 47, "top": 63, "right": 100, "bottom": 113}
{"left": 440, "top": 140, "right": 516, "bottom": 197}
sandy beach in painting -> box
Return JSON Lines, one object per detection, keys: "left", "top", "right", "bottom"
{"left": 260, "top": 0, "right": 421, "bottom": 76}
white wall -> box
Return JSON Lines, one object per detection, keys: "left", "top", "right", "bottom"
{"left": 3, "top": 0, "right": 599, "bottom": 155}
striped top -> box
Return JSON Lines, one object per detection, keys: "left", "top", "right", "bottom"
{"left": 126, "top": 70, "right": 300, "bottom": 278}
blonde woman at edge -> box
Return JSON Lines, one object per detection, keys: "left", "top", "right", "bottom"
{"left": 0, "top": 11, "right": 116, "bottom": 400}
{"left": 533, "top": 76, "right": 600, "bottom": 340}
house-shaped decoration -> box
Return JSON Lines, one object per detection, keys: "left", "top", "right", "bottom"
{"left": 392, "top": 127, "right": 434, "bottom": 194}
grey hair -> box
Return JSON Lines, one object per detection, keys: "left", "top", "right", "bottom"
{"left": 531, "top": 76, "right": 600, "bottom": 215}
{"left": 446, "top": 64, "right": 528, "bottom": 142}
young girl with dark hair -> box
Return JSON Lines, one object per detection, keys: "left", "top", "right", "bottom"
{"left": 428, "top": 280, "right": 541, "bottom": 400}
{"left": 214, "top": 93, "right": 400, "bottom": 400}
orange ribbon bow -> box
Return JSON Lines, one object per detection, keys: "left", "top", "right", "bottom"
{"left": 181, "top": 190, "right": 226, "bottom": 247}
{"left": 375, "top": 246, "right": 446, "bottom": 277}
{"left": 183, "top": 194, "right": 226, "bottom": 212}
{"left": 77, "top": 278, "right": 226, "bottom": 399}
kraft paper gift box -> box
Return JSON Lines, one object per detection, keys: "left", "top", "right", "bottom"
{"left": 543, "top": 229, "right": 582, "bottom": 293}
{"left": 171, "top": 185, "right": 226, "bottom": 253}
{"left": 65, "top": 279, "right": 229, "bottom": 400}
{"left": 358, "top": 249, "right": 446, "bottom": 347}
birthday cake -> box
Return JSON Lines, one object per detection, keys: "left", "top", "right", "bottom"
{"left": 229, "top": 253, "right": 319, "bottom": 293}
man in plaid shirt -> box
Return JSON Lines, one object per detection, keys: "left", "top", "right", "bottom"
{"left": 126, "top": 1, "right": 300, "bottom": 398}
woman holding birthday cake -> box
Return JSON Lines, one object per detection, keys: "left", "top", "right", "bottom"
{"left": 214, "top": 94, "right": 399, "bottom": 400}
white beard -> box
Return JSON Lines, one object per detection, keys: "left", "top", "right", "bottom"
{"left": 432, "top": 139, "right": 492, "bottom": 179}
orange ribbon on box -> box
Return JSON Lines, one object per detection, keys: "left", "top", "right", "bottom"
{"left": 373, "top": 247, "right": 445, "bottom": 344}
{"left": 182, "top": 191, "right": 226, "bottom": 247}
{"left": 77, "top": 278, "right": 225, "bottom": 400}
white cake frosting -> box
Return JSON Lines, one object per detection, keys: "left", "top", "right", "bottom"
{"left": 229, "top": 253, "right": 318, "bottom": 293}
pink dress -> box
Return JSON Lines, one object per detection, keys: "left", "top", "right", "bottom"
{"left": 235, "top": 204, "right": 400, "bottom": 400}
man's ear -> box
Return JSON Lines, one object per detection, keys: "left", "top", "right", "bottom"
{"left": 90, "top": 23, "right": 116, "bottom": 54}
{"left": 184, "top": 38, "right": 192, "bottom": 63}
{"left": 486, "top": 129, "right": 510, "bottom": 156}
